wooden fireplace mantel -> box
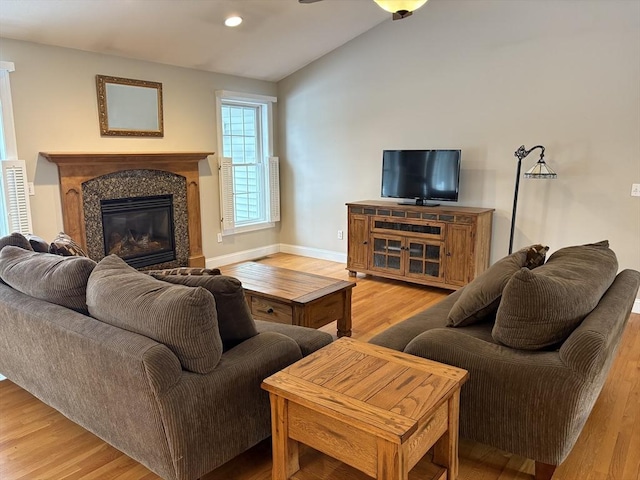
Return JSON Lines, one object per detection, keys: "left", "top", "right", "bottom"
{"left": 41, "top": 151, "right": 213, "bottom": 267}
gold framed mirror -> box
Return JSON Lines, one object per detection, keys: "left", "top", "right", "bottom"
{"left": 96, "top": 75, "right": 164, "bottom": 137}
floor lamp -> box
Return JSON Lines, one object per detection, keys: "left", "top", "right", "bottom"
{"left": 509, "top": 145, "right": 557, "bottom": 254}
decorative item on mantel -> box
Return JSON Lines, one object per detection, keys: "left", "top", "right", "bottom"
{"left": 509, "top": 144, "right": 557, "bottom": 254}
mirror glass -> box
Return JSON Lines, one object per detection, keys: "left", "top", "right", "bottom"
{"left": 96, "top": 75, "right": 164, "bottom": 137}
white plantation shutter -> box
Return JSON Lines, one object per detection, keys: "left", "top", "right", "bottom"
{"left": 267, "top": 156, "right": 280, "bottom": 222}
{"left": 219, "top": 157, "right": 235, "bottom": 235}
{"left": 1, "top": 160, "right": 32, "bottom": 235}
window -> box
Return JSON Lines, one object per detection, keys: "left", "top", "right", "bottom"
{"left": 216, "top": 90, "right": 279, "bottom": 235}
{"left": 0, "top": 62, "right": 32, "bottom": 236}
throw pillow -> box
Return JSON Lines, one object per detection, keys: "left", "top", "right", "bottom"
{"left": 0, "top": 232, "right": 33, "bottom": 252}
{"left": 447, "top": 244, "right": 548, "bottom": 327}
{"left": 25, "top": 234, "right": 50, "bottom": 253}
{"left": 146, "top": 266, "right": 221, "bottom": 276}
{"left": 492, "top": 240, "right": 618, "bottom": 350}
{"left": 0, "top": 245, "right": 96, "bottom": 313}
{"left": 87, "top": 255, "right": 223, "bottom": 374}
{"left": 49, "top": 232, "right": 88, "bottom": 257}
{"left": 150, "top": 273, "right": 258, "bottom": 350}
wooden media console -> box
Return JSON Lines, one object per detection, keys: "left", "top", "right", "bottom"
{"left": 347, "top": 200, "right": 494, "bottom": 290}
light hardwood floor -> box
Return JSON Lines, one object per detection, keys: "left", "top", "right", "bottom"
{"left": 0, "top": 253, "right": 638, "bottom": 480}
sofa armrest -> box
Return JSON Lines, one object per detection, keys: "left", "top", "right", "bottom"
{"left": 559, "top": 269, "right": 640, "bottom": 381}
{"left": 404, "top": 328, "right": 591, "bottom": 464}
{"left": 156, "top": 331, "right": 304, "bottom": 480}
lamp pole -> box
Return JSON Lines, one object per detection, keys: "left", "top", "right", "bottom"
{"left": 509, "top": 145, "right": 546, "bottom": 255}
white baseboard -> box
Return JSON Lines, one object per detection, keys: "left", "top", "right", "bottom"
{"left": 279, "top": 244, "right": 347, "bottom": 264}
{"left": 206, "top": 244, "right": 280, "bottom": 268}
{"left": 205, "top": 243, "right": 346, "bottom": 268}
{"left": 633, "top": 299, "right": 640, "bottom": 314}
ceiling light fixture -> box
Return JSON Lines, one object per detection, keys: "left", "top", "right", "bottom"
{"left": 224, "top": 16, "right": 242, "bottom": 27}
{"left": 373, "top": 0, "right": 428, "bottom": 20}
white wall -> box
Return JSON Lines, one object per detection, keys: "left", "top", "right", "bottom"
{"left": 278, "top": 0, "right": 640, "bottom": 273}
{"left": 0, "top": 38, "right": 280, "bottom": 262}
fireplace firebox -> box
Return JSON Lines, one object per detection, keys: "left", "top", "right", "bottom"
{"left": 101, "top": 195, "right": 176, "bottom": 269}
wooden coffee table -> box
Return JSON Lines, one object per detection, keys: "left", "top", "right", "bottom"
{"left": 222, "top": 261, "right": 355, "bottom": 337}
{"left": 262, "top": 337, "right": 468, "bottom": 480}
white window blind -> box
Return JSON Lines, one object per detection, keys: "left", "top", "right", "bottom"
{"left": 219, "top": 156, "right": 235, "bottom": 234}
{"left": 1, "top": 160, "right": 32, "bottom": 235}
{"left": 218, "top": 156, "right": 280, "bottom": 235}
{"left": 267, "top": 156, "right": 280, "bottom": 223}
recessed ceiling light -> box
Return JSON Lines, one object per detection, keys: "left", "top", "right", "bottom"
{"left": 224, "top": 16, "right": 242, "bottom": 27}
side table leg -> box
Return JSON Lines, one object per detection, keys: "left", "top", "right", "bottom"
{"left": 270, "top": 394, "right": 300, "bottom": 480}
{"left": 377, "top": 438, "right": 408, "bottom": 480}
{"left": 433, "top": 390, "right": 461, "bottom": 479}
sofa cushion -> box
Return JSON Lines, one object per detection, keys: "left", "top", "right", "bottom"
{"left": 447, "top": 244, "right": 548, "bottom": 327}
{"left": 49, "top": 232, "right": 88, "bottom": 257}
{"left": 149, "top": 273, "right": 258, "bottom": 350}
{"left": 25, "top": 234, "right": 50, "bottom": 253}
{"left": 87, "top": 255, "right": 223, "bottom": 373}
{"left": 492, "top": 240, "right": 618, "bottom": 350}
{"left": 0, "top": 245, "right": 96, "bottom": 313}
{"left": 0, "top": 232, "right": 33, "bottom": 252}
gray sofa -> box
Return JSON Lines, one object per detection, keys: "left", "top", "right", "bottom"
{"left": 370, "top": 241, "right": 640, "bottom": 480}
{"left": 0, "top": 241, "right": 332, "bottom": 480}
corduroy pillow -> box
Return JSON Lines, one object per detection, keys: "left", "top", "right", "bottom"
{"left": 149, "top": 273, "right": 258, "bottom": 350}
{"left": 0, "top": 245, "right": 96, "bottom": 313}
{"left": 146, "top": 266, "right": 221, "bottom": 276}
{"left": 87, "top": 255, "right": 223, "bottom": 373}
{"left": 492, "top": 240, "right": 618, "bottom": 350}
{"left": 447, "top": 244, "right": 548, "bottom": 327}
{"left": 0, "top": 232, "right": 33, "bottom": 252}
{"left": 25, "top": 234, "right": 50, "bottom": 253}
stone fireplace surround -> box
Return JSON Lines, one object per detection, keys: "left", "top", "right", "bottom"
{"left": 42, "top": 152, "right": 212, "bottom": 268}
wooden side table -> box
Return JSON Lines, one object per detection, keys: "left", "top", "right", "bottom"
{"left": 262, "top": 337, "right": 468, "bottom": 480}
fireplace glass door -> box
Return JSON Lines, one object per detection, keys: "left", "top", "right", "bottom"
{"left": 101, "top": 195, "right": 175, "bottom": 268}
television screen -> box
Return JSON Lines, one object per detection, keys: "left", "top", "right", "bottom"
{"left": 381, "top": 150, "right": 461, "bottom": 204}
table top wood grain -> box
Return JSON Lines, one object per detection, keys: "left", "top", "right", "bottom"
{"left": 222, "top": 261, "right": 355, "bottom": 304}
{"left": 262, "top": 337, "right": 468, "bottom": 444}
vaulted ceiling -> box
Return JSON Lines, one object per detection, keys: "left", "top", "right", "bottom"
{"left": 0, "top": 0, "right": 393, "bottom": 81}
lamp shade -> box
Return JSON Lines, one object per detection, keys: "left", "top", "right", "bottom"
{"left": 524, "top": 159, "right": 557, "bottom": 179}
{"left": 373, "top": 0, "right": 428, "bottom": 14}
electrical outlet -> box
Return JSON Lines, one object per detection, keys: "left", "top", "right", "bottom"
{"left": 337, "top": 230, "right": 343, "bottom": 240}
{"left": 217, "top": 233, "right": 223, "bottom": 243}
{"left": 27, "top": 182, "right": 35, "bottom": 196}
{"left": 632, "top": 184, "right": 640, "bottom": 197}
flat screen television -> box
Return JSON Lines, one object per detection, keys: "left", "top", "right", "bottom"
{"left": 381, "top": 149, "right": 461, "bottom": 206}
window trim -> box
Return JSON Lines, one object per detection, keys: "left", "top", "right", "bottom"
{"left": 0, "top": 61, "right": 33, "bottom": 236}
{"left": 215, "top": 90, "right": 278, "bottom": 236}
{"left": 0, "top": 61, "right": 18, "bottom": 160}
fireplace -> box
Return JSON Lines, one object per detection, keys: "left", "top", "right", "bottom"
{"left": 42, "top": 152, "right": 212, "bottom": 268}
{"left": 101, "top": 195, "right": 176, "bottom": 269}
